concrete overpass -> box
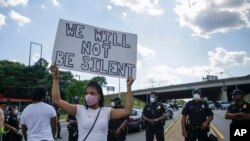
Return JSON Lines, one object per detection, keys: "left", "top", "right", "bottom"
{"left": 132, "top": 75, "right": 250, "bottom": 102}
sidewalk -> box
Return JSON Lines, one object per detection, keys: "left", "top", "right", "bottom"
{"left": 164, "top": 116, "right": 184, "bottom": 141}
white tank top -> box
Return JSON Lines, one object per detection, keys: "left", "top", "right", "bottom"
{"left": 76, "top": 105, "right": 112, "bottom": 141}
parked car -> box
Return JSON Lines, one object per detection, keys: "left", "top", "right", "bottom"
{"left": 162, "top": 103, "right": 173, "bottom": 119}
{"left": 127, "top": 109, "right": 145, "bottom": 131}
{"left": 206, "top": 100, "right": 215, "bottom": 110}
{"left": 216, "top": 101, "right": 230, "bottom": 110}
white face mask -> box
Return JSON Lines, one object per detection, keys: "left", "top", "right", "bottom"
{"left": 193, "top": 93, "right": 201, "bottom": 101}
{"left": 14, "top": 110, "right": 18, "bottom": 115}
{"left": 111, "top": 102, "right": 115, "bottom": 107}
{"left": 150, "top": 97, "right": 155, "bottom": 103}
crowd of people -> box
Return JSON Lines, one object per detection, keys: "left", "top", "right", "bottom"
{"left": 0, "top": 65, "right": 249, "bottom": 141}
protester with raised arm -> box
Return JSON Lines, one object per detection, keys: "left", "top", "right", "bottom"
{"left": 51, "top": 65, "right": 134, "bottom": 141}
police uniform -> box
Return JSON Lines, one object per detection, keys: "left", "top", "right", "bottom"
{"left": 227, "top": 101, "right": 250, "bottom": 125}
{"left": 143, "top": 101, "right": 165, "bottom": 141}
{"left": 3, "top": 108, "right": 22, "bottom": 141}
{"left": 67, "top": 114, "right": 78, "bottom": 141}
{"left": 108, "top": 105, "right": 128, "bottom": 141}
{"left": 182, "top": 100, "right": 213, "bottom": 141}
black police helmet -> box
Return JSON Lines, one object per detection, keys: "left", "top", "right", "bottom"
{"left": 111, "top": 97, "right": 121, "bottom": 103}
{"left": 192, "top": 88, "right": 201, "bottom": 95}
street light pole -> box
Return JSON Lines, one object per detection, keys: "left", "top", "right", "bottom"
{"left": 29, "top": 42, "right": 43, "bottom": 66}
{"left": 220, "top": 72, "right": 238, "bottom": 89}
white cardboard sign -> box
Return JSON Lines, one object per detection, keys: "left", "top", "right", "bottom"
{"left": 52, "top": 19, "right": 137, "bottom": 79}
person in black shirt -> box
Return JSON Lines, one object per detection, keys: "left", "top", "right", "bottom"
{"left": 3, "top": 106, "right": 22, "bottom": 141}
{"left": 108, "top": 97, "right": 128, "bottom": 141}
{"left": 55, "top": 106, "right": 62, "bottom": 139}
{"left": 67, "top": 96, "right": 79, "bottom": 141}
{"left": 225, "top": 89, "right": 250, "bottom": 125}
{"left": 181, "top": 88, "right": 213, "bottom": 141}
{"left": 142, "top": 92, "right": 166, "bottom": 141}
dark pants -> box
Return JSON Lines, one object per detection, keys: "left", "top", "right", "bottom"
{"left": 57, "top": 122, "right": 61, "bottom": 137}
{"left": 68, "top": 124, "right": 78, "bottom": 141}
{"left": 107, "top": 132, "right": 126, "bottom": 141}
{"left": 185, "top": 129, "right": 209, "bottom": 141}
{"left": 146, "top": 125, "right": 164, "bottom": 141}
{"left": 2, "top": 131, "right": 22, "bottom": 141}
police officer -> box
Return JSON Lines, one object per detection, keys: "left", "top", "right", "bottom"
{"left": 181, "top": 88, "right": 213, "bottom": 141}
{"left": 225, "top": 89, "right": 250, "bottom": 127}
{"left": 108, "top": 97, "right": 128, "bottom": 141}
{"left": 3, "top": 106, "right": 22, "bottom": 141}
{"left": 142, "top": 92, "right": 166, "bottom": 141}
{"left": 67, "top": 96, "right": 79, "bottom": 141}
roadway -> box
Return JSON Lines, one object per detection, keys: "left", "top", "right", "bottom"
{"left": 55, "top": 109, "right": 231, "bottom": 141}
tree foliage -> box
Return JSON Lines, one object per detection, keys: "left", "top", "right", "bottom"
{"left": 0, "top": 59, "right": 107, "bottom": 102}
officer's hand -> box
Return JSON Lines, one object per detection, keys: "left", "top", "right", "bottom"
{"left": 115, "top": 129, "right": 121, "bottom": 137}
{"left": 148, "top": 119, "right": 155, "bottom": 125}
{"left": 12, "top": 127, "right": 18, "bottom": 133}
{"left": 182, "top": 129, "right": 187, "bottom": 138}
{"left": 200, "top": 122, "right": 208, "bottom": 130}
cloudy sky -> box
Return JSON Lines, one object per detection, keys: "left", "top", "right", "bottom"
{"left": 1, "top": 0, "right": 250, "bottom": 94}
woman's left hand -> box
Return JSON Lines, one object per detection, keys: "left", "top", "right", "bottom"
{"left": 127, "top": 77, "right": 134, "bottom": 87}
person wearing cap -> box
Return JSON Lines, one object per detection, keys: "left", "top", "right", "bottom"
{"left": 107, "top": 97, "right": 128, "bottom": 141}
{"left": 66, "top": 96, "right": 80, "bottom": 141}
{"left": 225, "top": 89, "right": 250, "bottom": 126}
{"left": 142, "top": 92, "right": 166, "bottom": 141}
{"left": 181, "top": 88, "right": 213, "bottom": 141}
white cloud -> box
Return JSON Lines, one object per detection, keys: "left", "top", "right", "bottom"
{"left": 9, "top": 10, "right": 31, "bottom": 26}
{"left": 51, "top": 0, "right": 60, "bottom": 6}
{"left": 41, "top": 4, "right": 47, "bottom": 10}
{"left": 121, "top": 12, "right": 127, "bottom": 20}
{"left": 208, "top": 47, "right": 250, "bottom": 67}
{"left": 110, "top": 0, "right": 164, "bottom": 16}
{"left": 0, "top": 0, "right": 28, "bottom": 7}
{"left": 144, "top": 66, "right": 181, "bottom": 85}
{"left": 137, "top": 44, "right": 155, "bottom": 60}
{"left": 107, "top": 4, "right": 112, "bottom": 10}
{"left": 174, "top": 0, "right": 250, "bottom": 38}
{"left": 0, "top": 13, "right": 6, "bottom": 27}
{"left": 32, "top": 53, "right": 40, "bottom": 62}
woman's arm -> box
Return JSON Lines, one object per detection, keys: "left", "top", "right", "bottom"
{"left": 51, "top": 65, "right": 77, "bottom": 116}
{"left": 110, "top": 77, "right": 134, "bottom": 119}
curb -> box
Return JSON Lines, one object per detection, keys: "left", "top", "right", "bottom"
{"left": 164, "top": 115, "right": 181, "bottom": 136}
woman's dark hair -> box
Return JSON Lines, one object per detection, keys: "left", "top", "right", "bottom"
{"left": 84, "top": 81, "right": 104, "bottom": 108}
{"left": 32, "top": 87, "right": 47, "bottom": 102}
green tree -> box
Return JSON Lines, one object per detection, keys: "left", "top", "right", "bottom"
{"left": 64, "top": 80, "right": 89, "bottom": 102}
{"left": 91, "top": 76, "right": 107, "bottom": 87}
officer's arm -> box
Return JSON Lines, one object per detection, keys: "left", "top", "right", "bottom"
{"left": 21, "top": 124, "right": 28, "bottom": 141}
{"left": 181, "top": 115, "right": 188, "bottom": 137}
{"left": 225, "top": 110, "right": 239, "bottom": 120}
{"left": 155, "top": 114, "right": 165, "bottom": 122}
{"left": 142, "top": 114, "right": 151, "bottom": 123}
{"left": 4, "top": 123, "right": 18, "bottom": 132}
{"left": 204, "top": 115, "right": 213, "bottom": 125}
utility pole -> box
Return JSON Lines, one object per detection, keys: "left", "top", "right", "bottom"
{"left": 29, "top": 42, "right": 42, "bottom": 66}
